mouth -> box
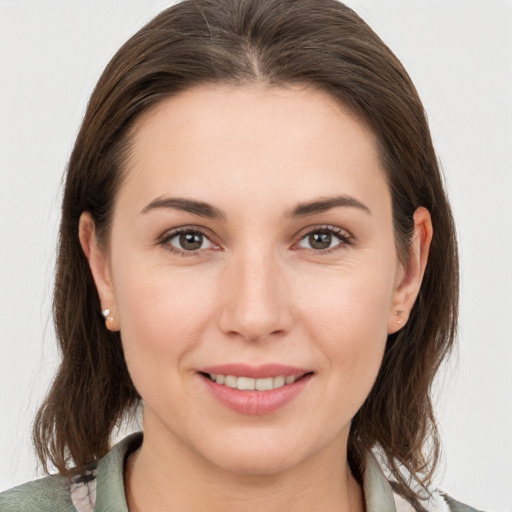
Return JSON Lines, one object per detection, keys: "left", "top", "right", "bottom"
{"left": 200, "top": 372, "right": 313, "bottom": 391}
{"left": 198, "top": 365, "right": 314, "bottom": 415}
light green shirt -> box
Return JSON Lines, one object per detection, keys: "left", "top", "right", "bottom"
{"left": 0, "top": 433, "right": 482, "bottom": 512}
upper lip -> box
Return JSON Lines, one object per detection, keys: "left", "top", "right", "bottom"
{"left": 199, "top": 363, "right": 312, "bottom": 379}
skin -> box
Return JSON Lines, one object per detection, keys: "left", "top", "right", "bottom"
{"left": 80, "top": 84, "right": 432, "bottom": 512}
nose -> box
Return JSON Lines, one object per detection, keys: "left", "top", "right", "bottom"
{"left": 218, "top": 250, "right": 293, "bottom": 343}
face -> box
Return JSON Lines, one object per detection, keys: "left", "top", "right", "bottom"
{"left": 82, "top": 84, "right": 426, "bottom": 476}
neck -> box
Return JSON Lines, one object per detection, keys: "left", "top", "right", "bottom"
{"left": 124, "top": 423, "right": 364, "bottom": 512}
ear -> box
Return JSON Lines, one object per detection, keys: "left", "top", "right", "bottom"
{"left": 388, "top": 207, "right": 433, "bottom": 334}
{"left": 78, "top": 212, "right": 120, "bottom": 331}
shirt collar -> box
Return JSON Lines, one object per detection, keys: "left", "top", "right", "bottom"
{"left": 94, "top": 432, "right": 400, "bottom": 512}
{"left": 363, "top": 450, "right": 398, "bottom": 512}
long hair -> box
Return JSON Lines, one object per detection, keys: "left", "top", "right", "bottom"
{"left": 34, "top": 1, "right": 458, "bottom": 507}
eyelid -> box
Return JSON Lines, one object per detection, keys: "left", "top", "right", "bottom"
{"left": 292, "top": 224, "right": 354, "bottom": 253}
{"left": 156, "top": 223, "right": 353, "bottom": 256}
{"left": 158, "top": 225, "right": 221, "bottom": 255}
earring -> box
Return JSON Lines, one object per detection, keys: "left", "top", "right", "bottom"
{"left": 101, "top": 307, "right": 120, "bottom": 331}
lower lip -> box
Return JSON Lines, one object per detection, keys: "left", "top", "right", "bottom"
{"left": 201, "top": 374, "right": 312, "bottom": 415}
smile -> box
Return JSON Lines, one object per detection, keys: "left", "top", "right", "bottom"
{"left": 199, "top": 366, "right": 313, "bottom": 415}
{"left": 207, "top": 373, "right": 298, "bottom": 391}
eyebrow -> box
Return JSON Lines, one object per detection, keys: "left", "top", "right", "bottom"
{"left": 141, "top": 197, "right": 226, "bottom": 220}
{"left": 286, "top": 195, "right": 371, "bottom": 217}
{"left": 140, "top": 194, "right": 370, "bottom": 220}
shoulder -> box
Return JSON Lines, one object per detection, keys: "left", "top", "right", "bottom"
{"left": 0, "top": 432, "right": 142, "bottom": 512}
{"left": 364, "top": 450, "right": 486, "bottom": 512}
{"left": 440, "top": 492, "right": 486, "bottom": 512}
{"left": 0, "top": 474, "right": 74, "bottom": 512}
{"left": 391, "top": 481, "right": 486, "bottom": 512}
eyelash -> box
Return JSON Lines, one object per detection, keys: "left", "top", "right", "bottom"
{"left": 294, "top": 225, "right": 353, "bottom": 255}
{"left": 159, "top": 226, "right": 217, "bottom": 257}
{"left": 158, "top": 225, "right": 353, "bottom": 257}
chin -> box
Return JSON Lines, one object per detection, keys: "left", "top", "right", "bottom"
{"left": 197, "top": 428, "right": 332, "bottom": 477}
{"left": 210, "top": 448, "right": 304, "bottom": 476}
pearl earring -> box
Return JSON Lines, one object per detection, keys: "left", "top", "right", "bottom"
{"left": 102, "top": 309, "right": 111, "bottom": 319}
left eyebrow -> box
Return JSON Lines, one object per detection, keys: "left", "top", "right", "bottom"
{"left": 140, "top": 196, "right": 226, "bottom": 220}
{"left": 286, "top": 195, "right": 372, "bottom": 218}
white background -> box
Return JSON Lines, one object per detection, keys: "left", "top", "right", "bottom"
{"left": 0, "top": 1, "right": 511, "bottom": 510}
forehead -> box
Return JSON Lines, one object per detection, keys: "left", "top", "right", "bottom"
{"left": 130, "top": 83, "right": 377, "bottom": 159}
{"left": 119, "top": 84, "right": 389, "bottom": 217}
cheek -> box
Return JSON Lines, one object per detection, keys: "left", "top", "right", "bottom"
{"left": 112, "top": 259, "right": 216, "bottom": 369}
{"left": 295, "top": 264, "right": 394, "bottom": 385}
{"left": 298, "top": 264, "right": 394, "bottom": 340}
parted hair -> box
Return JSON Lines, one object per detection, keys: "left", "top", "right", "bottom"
{"left": 34, "top": 0, "right": 458, "bottom": 508}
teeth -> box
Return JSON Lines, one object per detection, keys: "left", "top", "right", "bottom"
{"left": 273, "top": 376, "right": 285, "bottom": 388}
{"left": 255, "top": 377, "right": 273, "bottom": 391}
{"left": 237, "top": 377, "right": 255, "bottom": 390}
{"left": 224, "top": 375, "right": 237, "bottom": 388}
{"left": 210, "top": 374, "right": 298, "bottom": 391}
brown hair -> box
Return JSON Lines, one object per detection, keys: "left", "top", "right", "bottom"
{"left": 34, "top": 0, "right": 458, "bottom": 507}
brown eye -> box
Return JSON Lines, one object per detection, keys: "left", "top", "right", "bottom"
{"left": 308, "top": 232, "right": 332, "bottom": 250}
{"left": 179, "top": 232, "right": 203, "bottom": 250}
{"left": 297, "top": 227, "right": 350, "bottom": 252}
{"left": 166, "top": 230, "right": 214, "bottom": 252}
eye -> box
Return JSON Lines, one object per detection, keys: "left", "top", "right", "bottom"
{"left": 296, "top": 227, "right": 351, "bottom": 252}
{"left": 163, "top": 229, "right": 215, "bottom": 254}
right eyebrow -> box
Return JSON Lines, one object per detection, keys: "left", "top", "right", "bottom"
{"left": 140, "top": 196, "right": 226, "bottom": 220}
{"left": 286, "top": 195, "right": 371, "bottom": 218}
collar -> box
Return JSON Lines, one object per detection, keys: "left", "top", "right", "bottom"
{"left": 93, "top": 432, "right": 407, "bottom": 511}
{"left": 363, "top": 451, "right": 398, "bottom": 512}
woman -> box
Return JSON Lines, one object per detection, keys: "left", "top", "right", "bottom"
{"left": 0, "top": 0, "right": 477, "bottom": 510}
